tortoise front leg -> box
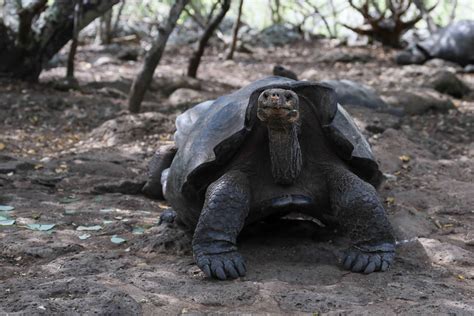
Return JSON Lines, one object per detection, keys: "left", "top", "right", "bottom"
{"left": 193, "top": 170, "right": 250, "bottom": 280}
{"left": 327, "top": 167, "right": 396, "bottom": 274}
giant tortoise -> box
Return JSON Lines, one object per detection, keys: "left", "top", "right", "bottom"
{"left": 396, "top": 20, "right": 474, "bottom": 67}
{"left": 143, "top": 76, "right": 395, "bottom": 280}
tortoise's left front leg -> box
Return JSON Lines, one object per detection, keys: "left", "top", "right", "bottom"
{"left": 327, "top": 166, "right": 396, "bottom": 274}
{"left": 193, "top": 170, "right": 250, "bottom": 280}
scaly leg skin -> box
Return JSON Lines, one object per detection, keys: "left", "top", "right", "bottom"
{"left": 192, "top": 170, "right": 250, "bottom": 280}
{"left": 142, "top": 144, "right": 177, "bottom": 200}
{"left": 327, "top": 166, "right": 396, "bottom": 274}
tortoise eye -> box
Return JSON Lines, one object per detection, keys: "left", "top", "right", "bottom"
{"left": 263, "top": 92, "right": 269, "bottom": 99}
{"left": 285, "top": 93, "right": 292, "bottom": 101}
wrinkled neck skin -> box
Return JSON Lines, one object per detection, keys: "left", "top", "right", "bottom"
{"left": 267, "top": 123, "right": 302, "bottom": 185}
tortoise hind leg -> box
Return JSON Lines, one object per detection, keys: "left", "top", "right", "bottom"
{"left": 193, "top": 170, "right": 250, "bottom": 280}
{"left": 326, "top": 166, "right": 396, "bottom": 274}
{"left": 142, "top": 144, "right": 177, "bottom": 200}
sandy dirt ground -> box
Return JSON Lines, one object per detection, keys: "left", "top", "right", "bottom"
{"left": 0, "top": 40, "right": 473, "bottom": 315}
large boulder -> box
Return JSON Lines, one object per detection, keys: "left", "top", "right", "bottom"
{"left": 250, "top": 24, "right": 301, "bottom": 47}
{"left": 424, "top": 70, "right": 470, "bottom": 98}
{"left": 321, "top": 79, "right": 391, "bottom": 111}
{"left": 168, "top": 88, "right": 205, "bottom": 109}
{"left": 382, "top": 88, "right": 455, "bottom": 115}
{"left": 87, "top": 112, "right": 173, "bottom": 147}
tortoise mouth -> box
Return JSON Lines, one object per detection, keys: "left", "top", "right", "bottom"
{"left": 257, "top": 88, "right": 299, "bottom": 125}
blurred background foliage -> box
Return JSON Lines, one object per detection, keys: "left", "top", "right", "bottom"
{"left": 110, "top": 0, "right": 473, "bottom": 38}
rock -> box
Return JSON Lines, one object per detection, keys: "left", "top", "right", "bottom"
{"left": 168, "top": 88, "right": 204, "bottom": 108}
{"left": 419, "top": 238, "right": 474, "bottom": 271}
{"left": 424, "top": 58, "right": 462, "bottom": 71}
{"left": 87, "top": 112, "right": 173, "bottom": 147}
{"left": 318, "top": 51, "right": 372, "bottom": 63}
{"left": 93, "top": 56, "right": 116, "bottom": 66}
{"left": 117, "top": 48, "right": 140, "bottom": 61}
{"left": 382, "top": 88, "right": 455, "bottom": 115}
{"left": 463, "top": 64, "right": 474, "bottom": 73}
{"left": 424, "top": 70, "right": 470, "bottom": 98}
{"left": 151, "top": 76, "right": 201, "bottom": 96}
{"left": 321, "top": 79, "right": 391, "bottom": 111}
{"left": 251, "top": 24, "right": 301, "bottom": 47}
{"left": 50, "top": 77, "right": 80, "bottom": 91}
{"left": 0, "top": 155, "right": 35, "bottom": 174}
{"left": 300, "top": 69, "right": 320, "bottom": 81}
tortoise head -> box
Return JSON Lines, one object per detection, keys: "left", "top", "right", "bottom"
{"left": 257, "top": 89, "right": 299, "bottom": 127}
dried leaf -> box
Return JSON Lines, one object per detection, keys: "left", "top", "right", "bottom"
{"left": 26, "top": 223, "right": 55, "bottom": 231}
{"left": 0, "top": 143, "right": 5, "bottom": 151}
{"left": 132, "top": 227, "right": 145, "bottom": 235}
{"left": 399, "top": 155, "right": 410, "bottom": 162}
{"left": 79, "top": 233, "right": 91, "bottom": 240}
{"left": 385, "top": 197, "right": 395, "bottom": 205}
{"left": 76, "top": 225, "right": 102, "bottom": 231}
{"left": 111, "top": 235, "right": 126, "bottom": 244}
{"left": 0, "top": 219, "right": 15, "bottom": 226}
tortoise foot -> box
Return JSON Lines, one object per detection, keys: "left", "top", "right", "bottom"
{"left": 195, "top": 251, "right": 246, "bottom": 280}
{"left": 342, "top": 243, "right": 395, "bottom": 274}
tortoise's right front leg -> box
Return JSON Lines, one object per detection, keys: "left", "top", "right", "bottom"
{"left": 193, "top": 170, "right": 250, "bottom": 280}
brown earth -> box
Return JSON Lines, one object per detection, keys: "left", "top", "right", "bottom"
{"left": 0, "top": 40, "right": 473, "bottom": 315}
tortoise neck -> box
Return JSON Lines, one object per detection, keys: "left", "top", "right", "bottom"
{"left": 267, "top": 124, "right": 302, "bottom": 185}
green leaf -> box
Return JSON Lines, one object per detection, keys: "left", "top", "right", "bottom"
{"left": 0, "top": 219, "right": 15, "bottom": 226}
{"left": 100, "top": 208, "right": 114, "bottom": 213}
{"left": 102, "top": 220, "right": 114, "bottom": 225}
{"left": 76, "top": 225, "right": 102, "bottom": 231}
{"left": 64, "top": 209, "right": 77, "bottom": 215}
{"left": 0, "top": 205, "right": 14, "bottom": 211}
{"left": 79, "top": 233, "right": 91, "bottom": 240}
{"left": 59, "top": 197, "right": 80, "bottom": 204}
{"left": 132, "top": 227, "right": 145, "bottom": 235}
{"left": 26, "top": 223, "right": 55, "bottom": 231}
{"left": 111, "top": 235, "right": 126, "bottom": 244}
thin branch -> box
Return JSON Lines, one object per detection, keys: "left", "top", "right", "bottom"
{"left": 128, "top": 0, "right": 189, "bottom": 113}
{"left": 112, "top": 0, "right": 126, "bottom": 36}
{"left": 187, "top": 0, "right": 231, "bottom": 78}
{"left": 226, "top": 0, "right": 244, "bottom": 60}
{"left": 67, "top": 0, "right": 83, "bottom": 79}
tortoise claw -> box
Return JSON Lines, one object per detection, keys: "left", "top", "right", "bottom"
{"left": 195, "top": 251, "right": 247, "bottom": 280}
{"left": 342, "top": 246, "right": 395, "bottom": 274}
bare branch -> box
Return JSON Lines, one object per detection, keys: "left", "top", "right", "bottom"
{"left": 128, "top": 0, "right": 189, "bottom": 113}
{"left": 187, "top": 0, "right": 231, "bottom": 78}
{"left": 226, "top": 0, "right": 244, "bottom": 60}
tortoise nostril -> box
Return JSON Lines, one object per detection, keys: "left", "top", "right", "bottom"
{"left": 271, "top": 93, "right": 279, "bottom": 98}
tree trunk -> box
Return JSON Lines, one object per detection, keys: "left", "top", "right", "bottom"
{"left": 187, "top": 0, "right": 231, "bottom": 78}
{"left": 270, "top": 0, "right": 282, "bottom": 24}
{"left": 226, "top": 0, "right": 244, "bottom": 60}
{"left": 67, "top": 0, "right": 83, "bottom": 79}
{"left": 0, "top": 0, "right": 119, "bottom": 82}
{"left": 112, "top": 0, "right": 126, "bottom": 37}
{"left": 99, "top": 9, "right": 113, "bottom": 44}
{"left": 128, "top": 0, "right": 189, "bottom": 114}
